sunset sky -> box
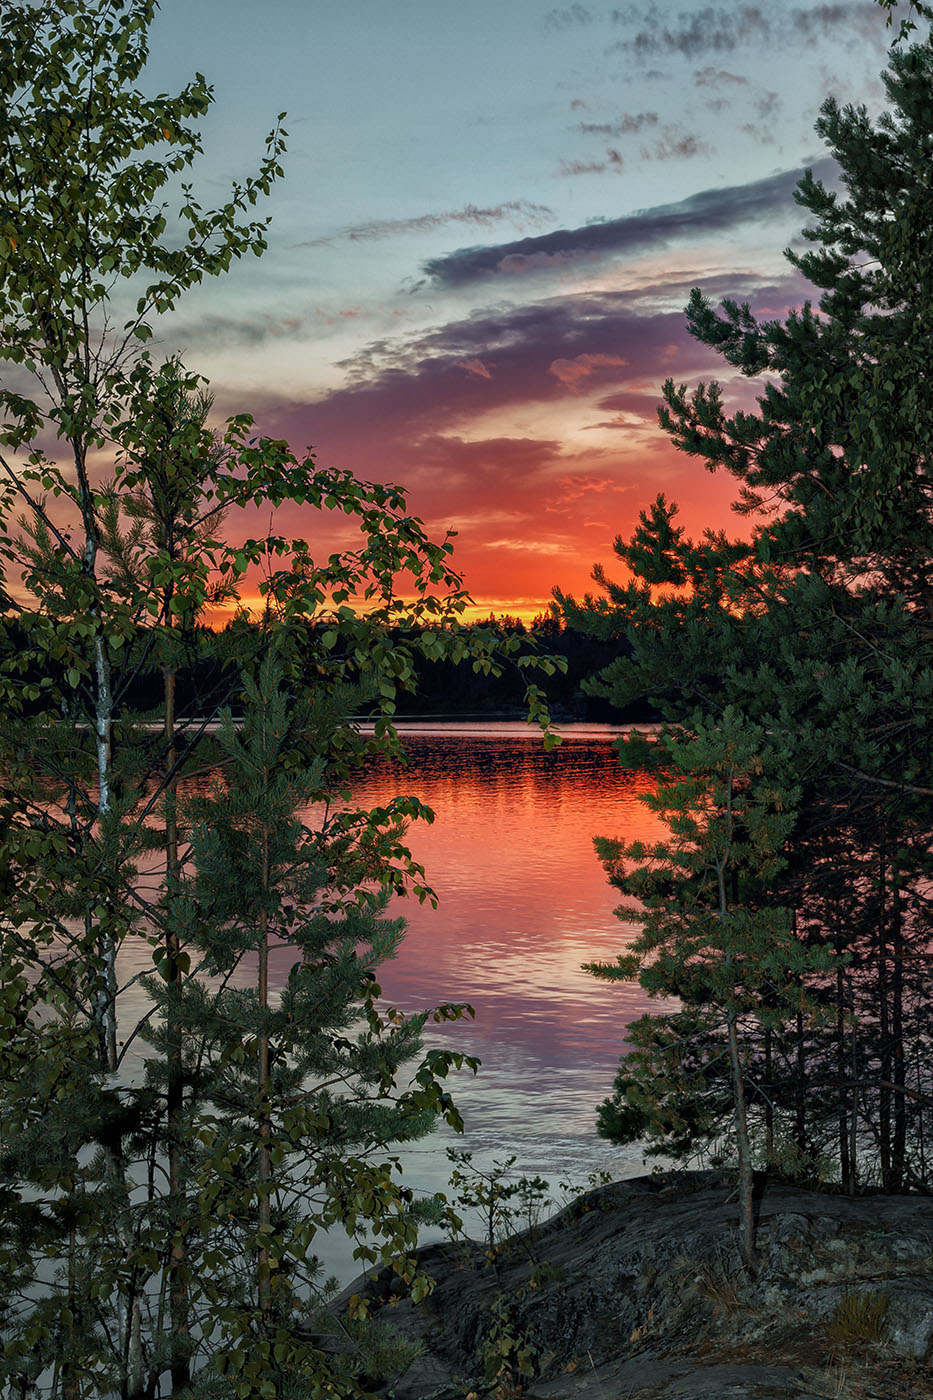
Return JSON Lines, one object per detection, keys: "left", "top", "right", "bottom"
{"left": 142, "top": 1, "right": 901, "bottom": 619}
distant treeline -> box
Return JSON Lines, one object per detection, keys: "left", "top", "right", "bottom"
{"left": 3, "top": 611, "right": 656, "bottom": 724}
{"left": 388, "top": 613, "right": 655, "bottom": 721}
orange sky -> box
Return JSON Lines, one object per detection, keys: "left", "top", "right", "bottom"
{"left": 220, "top": 265, "right": 786, "bottom": 624}
{"left": 138, "top": 2, "right": 895, "bottom": 624}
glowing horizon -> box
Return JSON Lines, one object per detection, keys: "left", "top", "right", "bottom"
{"left": 70, "top": 3, "right": 904, "bottom": 617}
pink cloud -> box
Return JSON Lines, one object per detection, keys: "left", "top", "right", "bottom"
{"left": 548, "top": 352, "right": 629, "bottom": 391}
{"left": 555, "top": 473, "right": 623, "bottom": 500}
{"left": 457, "top": 357, "right": 494, "bottom": 379}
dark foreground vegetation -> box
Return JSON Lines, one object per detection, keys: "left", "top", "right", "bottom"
{"left": 0, "top": 0, "right": 932, "bottom": 1398}
{"left": 0, "top": 5, "right": 556, "bottom": 1397}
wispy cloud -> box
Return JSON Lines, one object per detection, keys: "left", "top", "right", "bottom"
{"left": 304, "top": 200, "right": 554, "bottom": 247}
{"left": 560, "top": 147, "right": 627, "bottom": 176}
{"left": 577, "top": 111, "right": 659, "bottom": 136}
{"left": 559, "top": 157, "right": 617, "bottom": 176}
{"left": 458, "top": 358, "right": 494, "bottom": 379}
{"left": 740, "top": 88, "right": 784, "bottom": 142}
{"left": 693, "top": 66, "right": 749, "bottom": 86}
{"left": 608, "top": 3, "right": 884, "bottom": 58}
{"left": 611, "top": 5, "right": 770, "bottom": 57}
{"left": 556, "top": 473, "right": 623, "bottom": 499}
{"left": 640, "top": 125, "right": 712, "bottom": 160}
{"left": 548, "top": 352, "right": 629, "bottom": 391}
{"left": 422, "top": 159, "right": 835, "bottom": 286}
{"left": 544, "top": 4, "right": 594, "bottom": 30}
{"left": 484, "top": 536, "right": 570, "bottom": 554}
{"left": 571, "top": 113, "right": 706, "bottom": 168}
{"left": 163, "top": 311, "right": 307, "bottom": 349}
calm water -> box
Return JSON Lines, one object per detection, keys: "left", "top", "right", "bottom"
{"left": 309, "top": 724, "right": 669, "bottom": 1237}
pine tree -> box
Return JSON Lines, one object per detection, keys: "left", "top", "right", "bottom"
{"left": 585, "top": 714, "right": 835, "bottom": 1272}
{"left": 559, "top": 30, "right": 933, "bottom": 1197}
{"left": 135, "top": 649, "right": 475, "bottom": 1396}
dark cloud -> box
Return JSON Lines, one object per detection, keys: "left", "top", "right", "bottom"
{"left": 421, "top": 158, "right": 836, "bottom": 287}
{"left": 304, "top": 201, "right": 553, "bottom": 247}
{"left": 608, "top": 3, "right": 883, "bottom": 58}
{"left": 259, "top": 269, "right": 811, "bottom": 451}
{"left": 577, "top": 111, "right": 659, "bottom": 136}
{"left": 544, "top": 3, "right": 593, "bottom": 29}
{"left": 222, "top": 268, "right": 814, "bottom": 595}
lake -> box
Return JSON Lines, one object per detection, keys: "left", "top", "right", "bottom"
{"left": 303, "top": 722, "right": 669, "bottom": 1269}
{"left": 115, "top": 721, "right": 668, "bottom": 1279}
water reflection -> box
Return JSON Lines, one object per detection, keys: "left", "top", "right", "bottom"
{"left": 343, "top": 728, "right": 664, "bottom": 1064}
{"left": 309, "top": 726, "right": 668, "bottom": 1217}
{"left": 120, "top": 724, "right": 667, "bottom": 1279}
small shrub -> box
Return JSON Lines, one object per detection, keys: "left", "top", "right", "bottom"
{"left": 446, "top": 1151, "right": 550, "bottom": 1267}
{"left": 825, "top": 1290, "right": 889, "bottom": 1345}
{"left": 481, "top": 1295, "right": 540, "bottom": 1397}
{"left": 694, "top": 1242, "right": 747, "bottom": 1313}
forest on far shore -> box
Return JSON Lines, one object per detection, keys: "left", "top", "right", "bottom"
{"left": 0, "top": 610, "right": 653, "bottom": 723}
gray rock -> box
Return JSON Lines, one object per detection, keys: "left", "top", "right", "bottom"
{"left": 335, "top": 1170, "right": 933, "bottom": 1399}
{"left": 884, "top": 1279, "right": 933, "bottom": 1360}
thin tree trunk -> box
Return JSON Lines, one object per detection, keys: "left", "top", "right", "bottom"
{"left": 791, "top": 916, "right": 807, "bottom": 1163}
{"left": 877, "top": 841, "right": 892, "bottom": 1189}
{"left": 849, "top": 972, "right": 859, "bottom": 1193}
{"left": 727, "top": 1013, "right": 759, "bottom": 1277}
{"left": 717, "top": 768, "right": 757, "bottom": 1277}
{"left": 82, "top": 483, "right": 141, "bottom": 1395}
{"left": 916, "top": 1000, "right": 927, "bottom": 1185}
{"left": 764, "top": 1025, "right": 774, "bottom": 1162}
{"left": 164, "top": 663, "right": 191, "bottom": 1394}
{"left": 93, "top": 631, "right": 118, "bottom": 1072}
{"left": 794, "top": 1004, "right": 807, "bottom": 1163}
{"left": 62, "top": 1224, "right": 79, "bottom": 1400}
{"left": 258, "top": 823, "right": 273, "bottom": 1325}
{"left": 125, "top": 1287, "right": 145, "bottom": 1400}
{"left": 890, "top": 873, "right": 906, "bottom": 1190}
{"left": 836, "top": 955, "right": 851, "bottom": 1193}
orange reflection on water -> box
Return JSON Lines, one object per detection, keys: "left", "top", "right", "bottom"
{"left": 334, "top": 726, "right": 667, "bottom": 1074}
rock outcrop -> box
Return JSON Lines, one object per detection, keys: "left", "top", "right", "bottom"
{"left": 338, "top": 1171, "right": 933, "bottom": 1400}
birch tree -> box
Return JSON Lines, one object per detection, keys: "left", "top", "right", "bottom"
{"left": 0, "top": 5, "right": 556, "bottom": 1395}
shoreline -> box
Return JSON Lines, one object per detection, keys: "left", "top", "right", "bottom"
{"left": 338, "top": 1169, "right": 933, "bottom": 1400}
